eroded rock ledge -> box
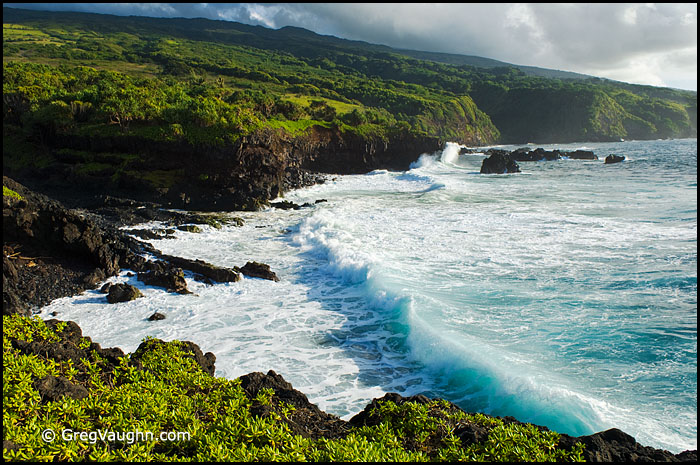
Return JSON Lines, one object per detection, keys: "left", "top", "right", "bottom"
{"left": 3, "top": 176, "right": 278, "bottom": 316}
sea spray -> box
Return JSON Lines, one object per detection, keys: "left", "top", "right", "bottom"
{"left": 40, "top": 139, "right": 697, "bottom": 453}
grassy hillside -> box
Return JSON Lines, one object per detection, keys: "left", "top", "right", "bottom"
{"left": 3, "top": 7, "right": 695, "bottom": 147}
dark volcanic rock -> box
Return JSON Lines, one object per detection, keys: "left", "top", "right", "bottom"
{"left": 82, "top": 268, "right": 107, "bottom": 288}
{"left": 156, "top": 253, "right": 241, "bottom": 283}
{"left": 34, "top": 375, "right": 89, "bottom": 402}
{"left": 130, "top": 338, "right": 216, "bottom": 376}
{"left": 239, "top": 261, "right": 279, "bottom": 282}
{"left": 605, "top": 154, "right": 626, "bottom": 164}
{"left": 352, "top": 393, "right": 695, "bottom": 462}
{"left": 510, "top": 147, "right": 562, "bottom": 161}
{"left": 239, "top": 370, "right": 350, "bottom": 440}
{"left": 11, "top": 319, "right": 125, "bottom": 372}
{"left": 106, "top": 283, "right": 143, "bottom": 304}
{"left": 126, "top": 228, "right": 177, "bottom": 240}
{"left": 147, "top": 312, "right": 166, "bottom": 321}
{"left": 176, "top": 224, "right": 202, "bottom": 233}
{"left": 137, "top": 268, "right": 191, "bottom": 294}
{"left": 270, "top": 200, "right": 302, "bottom": 210}
{"left": 565, "top": 149, "right": 598, "bottom": 160}
{"left": 480, "top": 149, "right": 521, "bottom": 174}
{"left": 349, "top": 392, "right": 434, "bottom": 427}
{"left": 3, "top": 176, "right": 152, "bottom": 314}
{"left": 558, "top": 428, "right": 693, "bottom": 462}
{"left": 454, "top": 422, "right": 490, "bottom": 447}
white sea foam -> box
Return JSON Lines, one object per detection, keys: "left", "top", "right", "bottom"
{"left": 39, "top": 139, "right": 697, "bottom": 453}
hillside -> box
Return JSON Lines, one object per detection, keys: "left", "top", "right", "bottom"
{"left": 2, "top": 7, "right": 697, "bottom": 210}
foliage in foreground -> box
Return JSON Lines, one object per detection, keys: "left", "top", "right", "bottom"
{"left": 3, "top": 314, "right": 584, "bottom": 461}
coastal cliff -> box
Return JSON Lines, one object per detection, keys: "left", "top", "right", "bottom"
{"left": 5, "top": 125, "right": 441, "bottom": 213}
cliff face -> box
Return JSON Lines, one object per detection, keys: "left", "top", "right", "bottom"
{"left": 471, "top": 86, "right": 697, "bottom": 144}
{"left": 5, "top": 126, "right": 443, "bottom": 212}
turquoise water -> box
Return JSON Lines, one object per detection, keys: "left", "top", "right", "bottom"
{"left": 42, "top": 138, "right": 697, "bottom": 452}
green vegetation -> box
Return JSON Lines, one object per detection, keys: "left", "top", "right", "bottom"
{"left": 5, "top": 5, "right": 693, "bottom": 152}
{"left": 3, "top": 185, "right": 23, "bottom": 200}
{"left": 3, "top": 314, "right": 584, "bottom": 461}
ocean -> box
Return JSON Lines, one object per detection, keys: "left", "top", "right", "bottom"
{"left": 40, "top": 138, "right": 697, "bottom": 453}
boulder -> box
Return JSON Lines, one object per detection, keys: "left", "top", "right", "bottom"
{"left": 480, "top": 150, "right": 521, "bottom": 174}
{"left": 157, "top": 253, "right": 241, "bottom": 283}
{"left": 147, "top": 312, "right": 166, "bottom": 321}
{"left": 270, "top": 200, "right": 301, "bottom": 210}
{"left": 106, "top": 283, "right": 143, "bottom": 304}
{"left": 239, "top": 261, "right": 279, "bottom": 282}
{"left": 137, "top": 269, "right": 191, "bottom": 294}
{"left": 33, "top": 375, "right": 89, "bottom": 402}
{"left": 176, "top": 224, "right": 202, "bottom": 233}
{"left": 605, "top": 154, "right": 625, "bottom": 164}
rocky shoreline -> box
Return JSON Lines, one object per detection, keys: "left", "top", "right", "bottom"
{"left": 2, "top": 175, "right": 696, "bottom": 461}
{"left": 3, "top": 315, "right": 696, "bottom": 462}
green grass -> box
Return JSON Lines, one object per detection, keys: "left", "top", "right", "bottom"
{"left": 267, "top": 118, "right": 329, "bottom": 135}
{"left": 3, "top": 314, "right": 585, "bottom": 462}
{"left": 282, "top": 94, "right": 363, "bottom": 115}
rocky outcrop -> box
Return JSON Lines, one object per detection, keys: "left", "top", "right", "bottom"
{"left": 558, "top": 428, "right": 696, "bottom": 462}
{"left": 137, "top": 268, "right": 191, "bottom": 294}
{"left": 3, "top": 177, "right": 149, "bottom": 315}
{"left": 154, "top": 253, "right": 242, "bottom": 284}
{"left": 480, "top": 149, "right": 521, "bottom": 174}
{"left": 479, "top": 147, "right": 604, "bottom": 174}
{"left": 106, "top": 283, "right": 143, "bottom": 303}
{"left": 7, "top": 125, "right": 441, "bottom": 213}
{"left": 499, "top": 147, "right": 599, "bottom": 162}
{"left": 510, "top": 147, "right": 562, "bottom": 161}
{"left": 605, "top": 154, "right": 626, "bottom": 164}
{"left": 130, "top": 338, "right": 216, "bottom": 376}
{"left": 2, "top": 177, "right": 275, "bottom": 314}
{"left": 353, "top": 392, "right": 695, "bottom": 462}
{"left": 239, "top": 369, "right": 350, "bottom": 439}
{"left": 9, "top": 319, "right": 126, "bottom": 383}
{"left": 239, "top": 261, "right": 279, "bottom": 282}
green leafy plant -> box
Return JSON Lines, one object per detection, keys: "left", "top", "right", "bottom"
{"left": 2, "top": 314, "right": 586, "bottom": 461}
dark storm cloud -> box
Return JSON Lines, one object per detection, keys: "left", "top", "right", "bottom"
{"left": 3, "top": 3, "right": 696, "bottom": 90}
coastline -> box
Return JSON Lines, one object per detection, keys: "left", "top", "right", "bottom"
{"left": 3, "top": 172, "right": 697, "bottom": 461}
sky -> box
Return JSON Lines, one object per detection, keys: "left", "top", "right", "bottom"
{"left": 4, "top": 3, "right": 698, "bottom": 91}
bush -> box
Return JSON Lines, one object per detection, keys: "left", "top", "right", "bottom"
{"left": 3, "top": 314, "right": 585, "bottom": 462}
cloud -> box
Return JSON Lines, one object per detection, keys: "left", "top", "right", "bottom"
{"left": 4, "top": 2, "right": 697, "bottom": 90}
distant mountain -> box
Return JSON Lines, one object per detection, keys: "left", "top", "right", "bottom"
{"left": 393, "top": 49, "right": 594, "bottom": 81}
